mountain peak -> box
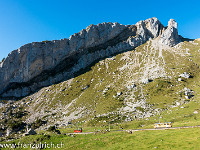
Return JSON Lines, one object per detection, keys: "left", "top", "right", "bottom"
{"left": 168, "top": 19, "right": 177, "bottom": 29}
{"left": 158, "top": 18, "right": 180, "bottom": 47}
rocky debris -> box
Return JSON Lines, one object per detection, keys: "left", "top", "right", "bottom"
{"left": 180, "top": 87, "right": 193, "bottom": 99}
{"left": 127, "top": 84, "right": 136, "bottom": 90}
{"left": 103, "top": 88, "right": 110, "bottom": 94}
{"left": 119, "top": 95, "right": 155, "bottom": 120}
{"left": 125, "top": 117, "right": 133, "bottom": 122}
{"left": 6, "top": 128, "right": 12, "bottom": 137}
{"left": 0, "top": 17, "right": 181, "bottom": 99}
{"left": 159, "top": 19, "right": 180, "bottom": 46}
{"left": 0, "top": 102, "right": 5, "bottom": 109}
{"left": 185, "top": 48, "right": 191, "bottom": 54}
{"left": 82, "top": 85, "right": 89, "bottom": 90}
{"left": 184, "top": 87, "right": 192, "bottom": 96}
{"left": 178, "top": 78, "right": 182, "bottom": 81}
{"left": 176, "top": 102, "right": 181, "bottom": 106}
{"left": 23, "top": 127, "right": 37, "bottom": 136}
{"left": 117, "top": 91, "right": 122, "bottom": 96}
{"left": 141, "top": 78, "right": 150, "bottom": 84}
{"left": 179, "top": 72, "right": 190, "bottom": 78}
{"left": 193, "top": 110, "right": 198, "bottom": 114}
{"left": 141, "top": 77, "right": 154, "bottom": 84}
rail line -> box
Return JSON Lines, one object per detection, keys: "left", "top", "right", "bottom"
{"left": 66, "top": 125, "right": 200, "bottom": 135}
{"left": 126, "top": 125, "right": 200, "bottom": 132}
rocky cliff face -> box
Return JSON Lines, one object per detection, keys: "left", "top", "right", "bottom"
{"left": 159, "top": 19, "right": 180, "bottom": 46}
{"left": 0, "top": 17, "right": 180, "bottom": 99}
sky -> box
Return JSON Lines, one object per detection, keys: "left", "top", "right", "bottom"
{"left": 0, "top": 0, "right": 200, "bottom": 61}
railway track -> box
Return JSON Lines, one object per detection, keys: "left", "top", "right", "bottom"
{"left": 126, "top": 125, "right": 200, "bottom": 132}
{"left": 66, "top": 125, "right": 200, "bottom": 135}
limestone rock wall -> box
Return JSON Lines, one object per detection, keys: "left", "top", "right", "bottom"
{"left": 0, "top": 17, "right": 180, "bottom": 99}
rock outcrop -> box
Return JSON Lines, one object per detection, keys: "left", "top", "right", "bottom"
{"left": 159, "top": 19, "right": 180, "bottom": 46}
{"left": 23, "top": 128, "right": 37, "bottom": 136}
{"left": 0, "top": 17, "right": 181, "bottom": 99}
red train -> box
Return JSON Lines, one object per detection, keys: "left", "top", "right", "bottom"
{"left": 74, "top": 128, "right": 82, "bottom": 133}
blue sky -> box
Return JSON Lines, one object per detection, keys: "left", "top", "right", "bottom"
{"left": 0, "top": 0, "right": 200, "bottom": 61}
